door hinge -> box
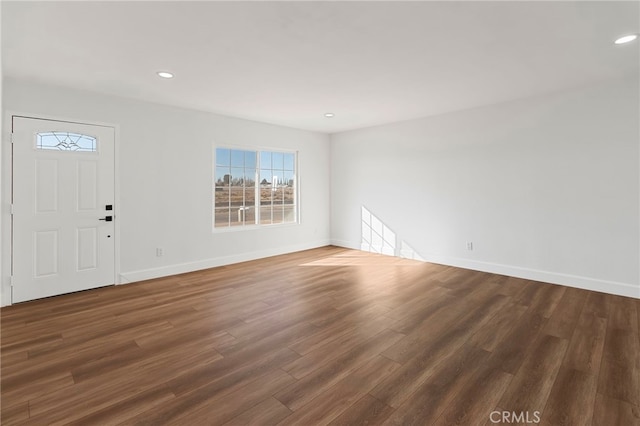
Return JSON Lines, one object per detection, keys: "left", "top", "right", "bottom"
{"left": 10, "top": 204, "right": 14, "bottom": 215}
{"left": 9, "top": 276, "right": 13, "bottom": 287}
{"left": 10, "top": 133, "right": 14, "bottom": 144}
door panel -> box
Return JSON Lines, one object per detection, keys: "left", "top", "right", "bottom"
{"left": 35, "top": 159, "right": 58, "bottom": 212}
{"left": 12, "top": 117, "right": 116, "bottom": 303}
{"left": 34, "top": 230, "right": 58, "bottom": 277}
{"left": 77, "top": 227, "right": 98, "bottom": 271}
{"left": 77, "top": 160, "right": 98, "bottom": 211}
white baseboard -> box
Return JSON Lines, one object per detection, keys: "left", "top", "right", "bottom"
{"left": 330, "top": 239, "right": 639, "bottom": 299}
{"left": 119, "top": 239, "right": 331, "bottom": 284}
{"left": 331, "top": 239, "right": 361, "bottom": 251}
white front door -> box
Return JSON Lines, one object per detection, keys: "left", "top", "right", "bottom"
{"left": 12, "top": 116, "right": 116, "bottom": 303}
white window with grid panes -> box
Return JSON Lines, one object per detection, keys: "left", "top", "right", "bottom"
{"left": 214, "top": 148, "right": 297, "bottom": 229}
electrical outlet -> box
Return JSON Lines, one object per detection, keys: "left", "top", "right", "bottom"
{"left": 466, "top": 242, "right": 473, "bottom": 251}
{"left": 156, "top": 247, "right": 164, "bottom": 257}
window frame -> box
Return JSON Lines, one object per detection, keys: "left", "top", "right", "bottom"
{"left": 213, "top": 145, "right": 299, "bottom": 232}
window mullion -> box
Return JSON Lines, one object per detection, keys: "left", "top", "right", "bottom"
{"left": 227, "top": 178, "right": 231, "bottom": 227}
{"left": 241, "top": 166, "right": 245, "bottom": 226}
{"left": 254, "top": 170, "right": 258, "bottom": 225}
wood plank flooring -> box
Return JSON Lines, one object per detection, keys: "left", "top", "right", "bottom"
{"left": 1, "top": 246, "right": 639, "bottom": 425}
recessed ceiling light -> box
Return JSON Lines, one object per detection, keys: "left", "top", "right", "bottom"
{"left": 157, "top": 71, "right": 174, "bottom": 79}
{"left": 614, "top": 34, "right": 638, "bottom": 45}
{"left": 324, "top": 113, "right": 334, "bottom": 118}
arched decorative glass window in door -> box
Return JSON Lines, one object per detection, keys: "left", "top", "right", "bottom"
{"left": 36, "top": 132, "right": 97, "bottom": 152}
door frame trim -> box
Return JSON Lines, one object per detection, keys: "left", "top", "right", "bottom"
{"left": 3, "top": 111, "right": 121, "bottom": 306}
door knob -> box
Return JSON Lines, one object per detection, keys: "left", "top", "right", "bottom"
{"left": 99, "top": 216, "right": 113, "bottom": 222}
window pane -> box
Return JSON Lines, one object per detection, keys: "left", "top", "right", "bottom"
{"left": 259, "top": 205, "right": 272, "bottom": 224}
{"left": 214, "top": 207, "right": 230, "bottom": 227}
{"left": 232, "top": 204, "right": 254, "bottom": 226}
{"left": 37, "top": 132, "right": 97, "bottom": 152}
{"left": 244, "top": 187, "right": 256, "bottom": 226}
{"left": 284, "top": 153, "right": 295, "bottom": 171}
{"left": 230, "top": 167, "right": 244, "bottom": 186}
{"left": 231, "top": 150, "right": 245, "bottom": 167}
{"left": 284, "top": 171, "right": 295, "bottom": 190}
{"left": 231, "top": 190, "right": 255, "bottom": 226}
{"left": 283, "top": 190, "right": 294, "bottom": 206}
{"left": 270, "top": 173, "right": 279, "bottom": 190}
{"left": 273, "top": 184, "right": 284, "bottom": 204}
{"left": 260, "top": 185, "right": 273, "bottom": 206}
{"left": 272, "top": 205, "right": 284, "bottom": 224}
{"left": 260, "top": 151, "right": 271, "bottom": 169}
{"left": 216, "top": 167, "right": 231, "bottom": 186}
{"left": 216, "top": 148, "right": 230, "bottom": 166}
{"left": 260, "top": 169, "right": 272, "bottom": 187}
{"left": 245, "top": 151, "right": 257, "bottom": 169}
{"left": 245, "top": 168, "right": 256, "bottom": 187}
{"left": 230, "top": 206, "right": 244, "bottom": 227}
{"left": 214, "top": 186, "right": 229, "bottom": 208}
{"left": 244, "top": 206, "right": 256, "bottom": 225}
{"left": 283, "top": 194, "right": 294, "bottom": 208}
{"left": 216, "top": 167, "right": 231, "bottom": 187}
{"left": 230, "top": 186, "right": 244, "bottom": 208}
{"left": 284, "top": 203, "right": 296, "bottom": 223}
{"left": 272, "top": 152, "right": 284, "bottom": 170}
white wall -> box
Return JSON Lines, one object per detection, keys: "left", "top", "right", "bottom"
{"left": 3, "top": 76, "right": 638, "bottom": 305}
{"left": 2, "top": 78, "right": 331, "bottom": 305}
{"left": 331, "top": 77, "right": 640, "bottom": 298}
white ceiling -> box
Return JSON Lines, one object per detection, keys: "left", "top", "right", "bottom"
{"left": 2, "top": 1, "right": 638, "bottom": 133}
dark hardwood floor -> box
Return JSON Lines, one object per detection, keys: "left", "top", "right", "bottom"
{"left": 1, "top": 246, "right": 639, "bottom": 425}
